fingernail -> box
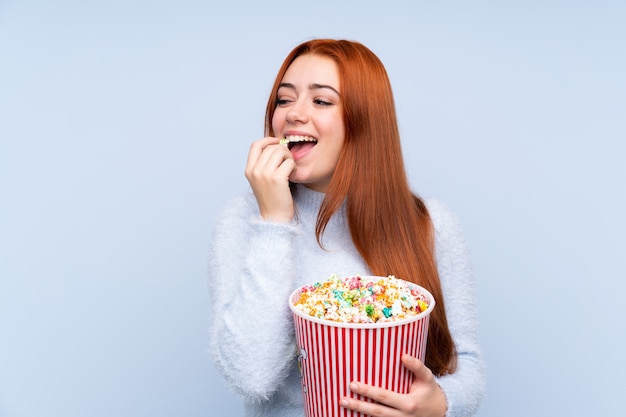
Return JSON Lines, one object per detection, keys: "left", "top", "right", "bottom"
{"left": 340, "top": 398, "right": 348, "bottom": 407}
{"left": 350, "top": 382, "right": 358, "bottom": 391}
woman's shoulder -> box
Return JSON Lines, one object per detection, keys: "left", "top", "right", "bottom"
{"left": 423, "top": 197, "right": 461, "bottom": 231}
{"left": 221, "top": 189, "right": 255, "bottom": 209}
{"left": 214, "top": 190, "right": 257, "bottom": 224}
{"left": 422, "top": 196, "right": 469, "bottom": 250}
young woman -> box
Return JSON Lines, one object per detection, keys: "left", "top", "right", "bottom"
{"left": 208, "top": 39, "right": 485, "bottom": 417}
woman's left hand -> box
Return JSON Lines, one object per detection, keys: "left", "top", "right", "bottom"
{"left": 340, "top": 354, "right": 447, "bottom": 417}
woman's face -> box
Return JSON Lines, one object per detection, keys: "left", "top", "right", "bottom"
{"left": 272, "top": 54, "right": 345, "bottom": 193}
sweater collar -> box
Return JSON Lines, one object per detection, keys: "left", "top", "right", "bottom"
{"left": 293, "top": 184, "right": 326, "bottom": 214}
{"left": 292, "top": 184, "right": 348, "bottom": 230}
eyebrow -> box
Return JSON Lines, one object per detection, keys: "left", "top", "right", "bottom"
{"left": 278, "top": 82, "right": 340, "bottom": 96}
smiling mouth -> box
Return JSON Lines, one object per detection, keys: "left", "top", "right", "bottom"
{"left": 284, "top": 135, "right": 318, "bottom": 150}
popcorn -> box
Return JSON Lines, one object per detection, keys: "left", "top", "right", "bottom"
{"left": 293, "top": 274, "right": 429, "bottom": 324}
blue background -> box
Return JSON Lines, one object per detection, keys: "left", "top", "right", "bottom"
{"left": 1, "top": 1, "right": 625, "bottom": 416}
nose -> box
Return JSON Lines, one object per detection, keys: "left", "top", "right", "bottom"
{"left": 285, "top": 99, "right": 308, "bottom": 124}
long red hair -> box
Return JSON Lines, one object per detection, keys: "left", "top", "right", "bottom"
{"left": 265, "top": 39, "right": 457, "bottom": 376}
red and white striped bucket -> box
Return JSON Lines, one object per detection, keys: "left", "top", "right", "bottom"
{"left": 289, "top": 277, "right": 435, "bottom": 417}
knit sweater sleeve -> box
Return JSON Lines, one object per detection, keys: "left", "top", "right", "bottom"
{"left": 207, "top": 192, "right": 300, "bottom": 402}
{"left": 427, "top": 199, "right": 486, "bottom": 417}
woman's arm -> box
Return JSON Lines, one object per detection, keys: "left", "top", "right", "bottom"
{"left": 340, "top": 200, "right": 485, "bottom": 417}
{"left": 208, "top": 193, "right": 300, "bottom": 401}
{"left": 428, "top": 199, "right": 486, "bottom": 416}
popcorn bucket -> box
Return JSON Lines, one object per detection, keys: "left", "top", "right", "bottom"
{"left": 289, "top": 276, "right": 435, "bottom": 417}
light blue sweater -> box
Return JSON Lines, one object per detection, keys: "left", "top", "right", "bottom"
{"left": 208, "top": 185, "right": 485, "bottom": 417}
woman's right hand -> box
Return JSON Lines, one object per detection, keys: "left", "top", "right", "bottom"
{"left": 245, "top": 137, "right": 297, "bottom": 223}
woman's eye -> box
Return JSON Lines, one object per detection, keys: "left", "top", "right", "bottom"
{"left": 276, "top": 98, "right": 292, "bottom": 106}
{"left": 314, "top": 98, "right": 332, "bottom": 106}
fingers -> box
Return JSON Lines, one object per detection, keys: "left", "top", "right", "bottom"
{"left": 245, "top": 137, "right": 294, "bottom": 182}
{"left": 401, "top": 354, "right": 433, "bottom": 383}
{"left": 244, "top": 137, "right": 296, "bottom": 222}
{"left": 341, "top": 382, "right": 404, "bottom": 416}
{"left": 245, "top": 137, "right": 281, "bottom": 174}
{"left": 340, "top": 356, "right": 440, "bottom": 416}
{"left": 257, "top": 144, "right": 294, "bottom": 179}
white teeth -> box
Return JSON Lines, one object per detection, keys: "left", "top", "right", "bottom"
{"left": 285, "top": 135, "right": 317, "bottom": 143}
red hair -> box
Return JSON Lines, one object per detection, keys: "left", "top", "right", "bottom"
{"left": 265, "top": 39, "right": 457, "bottom": 376}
